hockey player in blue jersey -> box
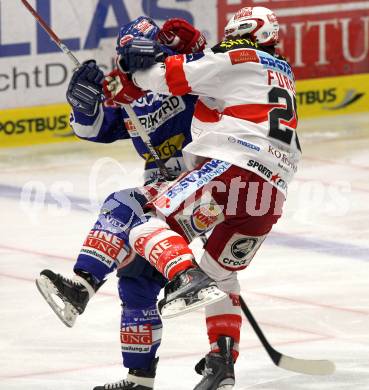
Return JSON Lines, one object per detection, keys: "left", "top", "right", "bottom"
{"left": 36, "top": 16, "right": 206, "bottom": 390}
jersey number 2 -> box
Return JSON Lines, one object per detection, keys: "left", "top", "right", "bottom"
{"left": 268, "top": 87, "right": 301, "bottom": 151}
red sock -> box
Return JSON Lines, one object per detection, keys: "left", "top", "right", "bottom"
{"left": 206, "top": 313, "right": 242, "bottom": 361}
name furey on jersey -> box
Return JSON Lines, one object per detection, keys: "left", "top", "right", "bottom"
{"left": 177, "top": 38, "right": 302, "bottom": 197}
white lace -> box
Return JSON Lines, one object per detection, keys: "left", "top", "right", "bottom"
{"left": 104, "top": 379, "right": 132, "bottom": 389}
{"left": 72, "top": 274, "right": 95, "bottom": 298}
{"left": 64, "top": 276, "right": 83, "bottom": 287}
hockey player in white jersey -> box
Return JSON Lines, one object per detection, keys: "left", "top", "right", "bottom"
{"left": 112, "top": 6, "right": 302, "bottom": 389}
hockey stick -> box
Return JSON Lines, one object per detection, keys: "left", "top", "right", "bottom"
{"left": 239, "top": 295, "right": 335, "bottom": 375}
{"left": 20, "top": 0, "right": 174, "bottom": 181}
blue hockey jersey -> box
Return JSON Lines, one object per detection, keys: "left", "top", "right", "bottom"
{"left": 71, "top": 92, "right": 197, "bottom": 183}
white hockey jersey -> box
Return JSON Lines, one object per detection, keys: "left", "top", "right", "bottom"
{"left": 134, "top": 38, "right": 302, "bottom": 197}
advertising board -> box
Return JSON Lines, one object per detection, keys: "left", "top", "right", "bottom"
{"left": 0, "top": 1, "right": 368, "bottom": 147}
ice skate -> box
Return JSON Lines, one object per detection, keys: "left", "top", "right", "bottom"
{"left": 36, "top": 269, "right": 101, "bottom": 328}
{"left": 194, "top": 336, "right": 235, "bottom": 390}
{"left": 158, "top": 267, "right": 227, "bottom": 319}
{"left": 93, "top": 358, "right": 158, "bottom": 390}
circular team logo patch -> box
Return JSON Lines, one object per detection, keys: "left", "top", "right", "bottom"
{"left": 231, "top": 238, "right": 258, "bottom": 259}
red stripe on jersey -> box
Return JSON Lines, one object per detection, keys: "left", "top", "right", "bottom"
{"left": 165, "top": 55, "right": 192, "bottom": 96}
{"left": 194, "top": 100, "right": 221, "bottom": 123}
{"left": 195, "top": 102, "right": 297, "bottom": 128}
{"left": 224, "top": 103, "right": 285, "bottom": 123}
{"left": 281, "top": 113, "right": 298, "bottom": 130}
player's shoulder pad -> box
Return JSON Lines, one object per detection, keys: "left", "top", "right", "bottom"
{"left": 211, "top": 38, "right": 259, "bottom": 54}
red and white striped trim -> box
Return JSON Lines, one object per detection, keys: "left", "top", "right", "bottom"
{"left": 194, "top": 100, "right": 221, "bottom": 123}
{"left": 194, "top": 101, "right": 291, "bottom": 124}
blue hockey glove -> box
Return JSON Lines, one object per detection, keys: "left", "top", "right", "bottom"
{"left": 66, "top": 60, "right": 104, "bottom": 116}
{"left": 117, "top": 38, "right": 164, "bottom": 73}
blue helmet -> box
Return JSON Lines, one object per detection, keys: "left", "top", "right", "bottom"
{"left": 116, "top": 16, "right": 174, "bottom": 57}
{"left": 116, "top": 16, "right": 159, "bottom": 50}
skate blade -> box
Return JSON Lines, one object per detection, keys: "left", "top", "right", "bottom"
{"left": 217, "top": 378, "right": 235, "bottom": 390}
{"left": 35, "top": 275, "right": 78, "bottom": 328}
{"left": 160, "top": 286, "right": 227, "bottom": 319}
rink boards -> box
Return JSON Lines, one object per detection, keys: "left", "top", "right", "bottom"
{"left": 1, "top": 72, "right": 368, "bottom": 148}
{"left": 1, "top": 0, "right": 368, "bottom": 148}
{"left": 0, "top": 103, "right": 77, "bottom": 148}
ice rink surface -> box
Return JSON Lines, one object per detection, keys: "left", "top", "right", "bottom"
{"left": 1, "top": 113, "right": 369, "bottom": 390}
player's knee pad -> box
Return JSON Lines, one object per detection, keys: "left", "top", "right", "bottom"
{"left": 100, "top": 188, "right": 149, "bottom": 231}
{"left": 119, "top": 275, "right": 163, "bottom": 370}
{"left": 74, "top": 188, "right": 149, "bottom": 282}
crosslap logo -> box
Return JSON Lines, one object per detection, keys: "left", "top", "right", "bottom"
{"left": 231, "top": 238, "right": 258, "bottom": 259}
